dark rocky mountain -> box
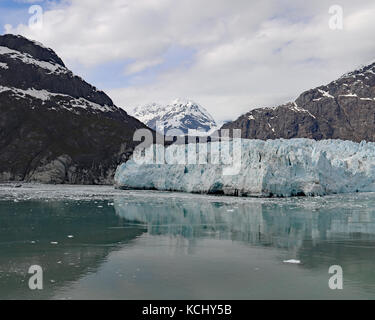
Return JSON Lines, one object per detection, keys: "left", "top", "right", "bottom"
{"left": 222, "top": 62, "right": 375, "bottom": 142}
{"left": 0, "top": 34, "right": 151, "bottom": 184}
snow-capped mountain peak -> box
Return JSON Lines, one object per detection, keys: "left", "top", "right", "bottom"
{"left": 0, "top": 34, "right": 118, "bottom": 114}
{"left": 132, "top": 99, "right": 217, "bottom": 135}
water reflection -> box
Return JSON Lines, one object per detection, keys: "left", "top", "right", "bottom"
{"left": 114, "top": 193, "right": 375, "bottom": 295}
{"left": 1, "top": 190, "right": 375, "bottom": 299}
{"left": 114, "top": 194, "right": 375, "bottom": 247}
{"left": 0, "top": 200, "right": 145, "bottom": 300}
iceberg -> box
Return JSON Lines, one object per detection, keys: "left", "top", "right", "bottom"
{"left": 114, "top": 139, "right": 375, "bottom": 197}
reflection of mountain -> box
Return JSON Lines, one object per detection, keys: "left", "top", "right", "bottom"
{"left": 114, "top": 194, "right": 375, "bottom": 287}
{"left": 0, "top": 200, "right": 145, "bottom": 300}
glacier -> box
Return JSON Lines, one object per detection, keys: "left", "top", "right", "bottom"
{"left": 114, "top": 139, "right": 375, "bottom": 197}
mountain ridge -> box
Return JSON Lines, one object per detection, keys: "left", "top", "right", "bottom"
{"left": 222, "top": 61, "right": 375, "bottom": 142}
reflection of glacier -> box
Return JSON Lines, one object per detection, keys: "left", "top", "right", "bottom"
{"left": 114, "top": 193, "right": 375, "bottom": 250}
{"left": 114, "top": 193, "right": 375, "bottom": 287}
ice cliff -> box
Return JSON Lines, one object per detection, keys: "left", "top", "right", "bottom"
{"left": 114, "top": 139, "right": 375, "bottom": 197}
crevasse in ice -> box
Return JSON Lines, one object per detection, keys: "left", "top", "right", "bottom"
{"left": 114, "top": 139, "right": 375, "bottom": 197}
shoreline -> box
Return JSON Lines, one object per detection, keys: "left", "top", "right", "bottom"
{"left": 1, "top": 182, "right": 375, "bottom": 201}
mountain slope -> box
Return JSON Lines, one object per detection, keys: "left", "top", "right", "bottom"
{"left": 222, "top": 62, "right": 375, "bottom": 142}
{"left": 133, "top": 99, "right": 217, "bottom": 135}
{"left": 0, "top": 34, "right": 151, "bottom": 184}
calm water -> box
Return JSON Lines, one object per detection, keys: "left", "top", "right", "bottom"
{"left": 0, "top": 184, "right": 375, "bottom": 300}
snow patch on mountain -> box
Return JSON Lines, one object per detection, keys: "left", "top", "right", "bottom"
{"left": 289, "top": 102, "right": 316, "bottom": 118}
{"left": 115, "top": 139, "right": 375, "bottom": 197}
{"left": 132, "top": 98, "right": 218, "bottom": 135}
{"left": 0, "top": 85, "right": 61, "bottom": 100}
{"left": 0, "top": 85, "right": 116, "bottom": 112}
{"left": 0, "top": 46, "right": 68, "bottom": 75}
{"left": 69, "top": 97, "right": 115, "bottom": 112}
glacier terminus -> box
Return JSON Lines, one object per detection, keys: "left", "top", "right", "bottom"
{"left": 115, "top": 138, "right": 375, "bottom": 198}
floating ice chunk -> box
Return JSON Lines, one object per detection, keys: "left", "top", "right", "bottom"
{"left": 283, "top": 259, "right": 301, "bottom": 264}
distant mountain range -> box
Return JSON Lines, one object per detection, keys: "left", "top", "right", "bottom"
{"left": 132, "top": 99, "right": 218, "bottom": 135}
{"left": 222, "top": 62, "right": 375, "bottom": 142}
{"left": 0, "top": 34, "right": 151, "bottom": 184}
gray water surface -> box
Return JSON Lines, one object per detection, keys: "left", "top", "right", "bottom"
{"left": 0, "top": 184, "right": 375, "bottom": 300}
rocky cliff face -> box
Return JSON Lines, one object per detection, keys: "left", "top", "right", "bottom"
{"left": 222, "top": 62, "right": 375, "bottom": 142}
{"left": 0, "top": 34, "right": 151, "bottom": 184}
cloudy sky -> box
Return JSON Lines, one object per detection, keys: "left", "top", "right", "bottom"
{"left": 1, "top": 0, "right": 375, "bottom": 123}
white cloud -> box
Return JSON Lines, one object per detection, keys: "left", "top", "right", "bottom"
{"left": 125, "top": 57, "right": 164, "bottom": 75}
{"left": 5, "top": 0, "right": 375, "bottom": 122}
